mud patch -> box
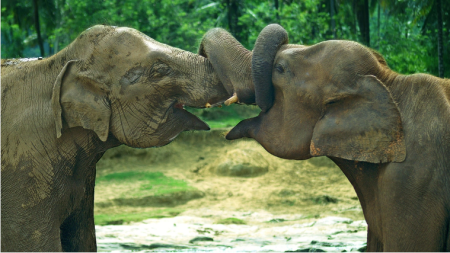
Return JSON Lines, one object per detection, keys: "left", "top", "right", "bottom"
{"left": 95, "top": 129, "right": 364, "bottom": 223}
{"left": 208, "top": 148, "right": 269, "bottom": 177}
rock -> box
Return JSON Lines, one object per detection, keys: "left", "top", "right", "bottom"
{"left": 105, "top": 220, "right": 124, "bottom": 225}
{"left": 310, "top": 195, "right": 339, "bottom": 205}
{"left": 143, "top": 243, "right": 189, "bottom": 249}
{"left": 120, "top": 243, "right": 188, "bottom": 250}
{"left": 211, "top": 149, "right": 269, "bottom": 177}
{"left": 267, "top": 218, "right": 287, "bottom": 223}
{"left": 286, "top": 248, "right": 326, "bottom": 252}
{"left": 310, "top": 241, "right": 346, "bottom": 247}
{"left": 357, "top": 245, "right": 367, "bottom": 252}
{"left": 189, "top": 236, "right": 214, "bottom": 243}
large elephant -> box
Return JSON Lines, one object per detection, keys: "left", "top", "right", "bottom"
{"left": 1, "top": 25, "right": 231, "bottom": 252}
{"left": 200, "top": 24, "right": 450, "bottom": 251}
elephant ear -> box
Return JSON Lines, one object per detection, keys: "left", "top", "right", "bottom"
{"left": 310, "top": 75, "right": 406, "bottom": 163}
{"left": 52, "top": 60, "right": 111, "bottom": 142}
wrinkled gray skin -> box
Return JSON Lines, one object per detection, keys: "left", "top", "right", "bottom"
{"left": 200, "top": 24, "right": 450, "bottom": 251}
{"left": 1, "top": 25, "right": 231, "bottom": 252}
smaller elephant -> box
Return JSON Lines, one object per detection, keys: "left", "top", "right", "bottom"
{"left": 1, "top": 25, "right": 231, "bottom": 252}
{"left": 200, "top": 24, "right": 450, "bottom": 251}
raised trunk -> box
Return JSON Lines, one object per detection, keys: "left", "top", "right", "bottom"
{"left": 165, "top": 48, "right": 230, "bottom": 108}
{"left": 252, "top": 24, "right": 288, "bottom": 112}
{"left": 199, "top": 28, "right": 255, "bottom": 104}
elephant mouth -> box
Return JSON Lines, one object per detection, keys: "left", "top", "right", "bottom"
{"left": 170, "top": 100, "right": 210, "bottom": 131}
{"left": 174, "top": 102, "right": 185, "bottom": 110}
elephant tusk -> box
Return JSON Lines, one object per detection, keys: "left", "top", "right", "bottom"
{"left": 224, "top": 93, "right": 238, "bottom": 106}
{"left": 205, "top": 102, "right": 212, "bottom": 108}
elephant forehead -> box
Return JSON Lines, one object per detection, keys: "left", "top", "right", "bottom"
{"left": 91, "top": 27, "right": 171, "bottom": 56}
{"left": 145, "top": 41, "right": 173, "bottom": 57}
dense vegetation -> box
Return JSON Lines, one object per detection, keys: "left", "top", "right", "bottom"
{"left": 2, "top": 0, "right": 448, "bottom": 77}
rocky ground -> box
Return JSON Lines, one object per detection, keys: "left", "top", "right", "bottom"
{"left": 94, "top": 129, "right": 366, "bottom": 252}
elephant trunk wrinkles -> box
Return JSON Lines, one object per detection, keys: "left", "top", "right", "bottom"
{"left": 252, "top": 24, "right": 289, "bottom": 112}
{"left": 199, "top": 28, "right": 255, "bottom": 104}
{"left": 163, "top": 49, "right": 228, "bottom": 108}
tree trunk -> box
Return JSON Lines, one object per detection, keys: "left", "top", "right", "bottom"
{"left": 226, "top": 0, "right": 241, "bottom": 41}
{"left": 33, "top": 0, "right": 45, "bottom": 57}
{"left": 330, "top": 0, "right": 336, "bottom": 39}
{"left": 377, "top": 0, "right": 380, "bottom": 49}
{"left": 437, "top": 0, "right": 444, "bottom": 78}
{"left": 356, "top": 0, "right": 370, "bottom": 47}
{"left": 274, "top": 0, "right": 280, "bottom": 23}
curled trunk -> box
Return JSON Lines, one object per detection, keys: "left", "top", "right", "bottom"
{"left": 252, "top": 24, "right": 288, "bottom": 112}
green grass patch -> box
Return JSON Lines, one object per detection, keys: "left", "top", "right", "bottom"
{"left": 186, "top": 104, "right": 260, "bottom": 129}
{"left": 215, "top": 217, "right": 246, "bottom": 225}
{"left": 96, "top": 171, "right": 196, "bottom": 197}
{"left": 95, "top": 208, "right": 183, "bottom": 225}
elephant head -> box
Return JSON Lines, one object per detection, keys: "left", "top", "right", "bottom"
{"left": 51, "top": 25, "right": 230, "bottom": 148}
{"left": 222, "top": 24, "right": 406, "bottom": 163}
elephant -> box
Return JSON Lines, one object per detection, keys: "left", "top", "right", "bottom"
{"left": 199, "top": 24, "right": 450, "bottom": 251}
{"left": 1, "top": 25, "right": 232, "bottom": 252}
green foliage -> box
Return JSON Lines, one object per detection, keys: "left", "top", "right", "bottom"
{"left": 1, "top": 0, "right": 448, "bottom": 78}
{"left": 215, "top": 217, "right": 246, "bottom": 225}
{"left": 186, "top": 104, "right": 260, "bottom": 128}
{"left": 96, "top": 171, "right": 195, "bottom": 196}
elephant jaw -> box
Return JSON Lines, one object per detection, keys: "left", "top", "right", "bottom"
{"left": 226, "top": 114, "right": 313, "bottom": 160}
{"left": 226, "top": 116, "right": 260, "bottom": 140}
{"left": 152, "top": 105, "right": 209, "bottom": 147}
{"left": 171, "top": 102, "right": 210, "bottom": 131}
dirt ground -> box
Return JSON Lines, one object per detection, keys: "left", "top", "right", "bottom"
{"left": 94, "top": 129, "right": 364, "bottom": 223}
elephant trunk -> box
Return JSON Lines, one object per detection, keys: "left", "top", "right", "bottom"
{"left": 226, "top": 116, "right": 260, "bottom": 140}
{"left": 199, "top": 28, "right": 255, "bottom": 104}
{"left": 252, "top": 24, "right": 288, "bottom": 112}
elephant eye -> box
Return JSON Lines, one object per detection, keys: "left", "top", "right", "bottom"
{"left": 120, "top": 66, "right": 144, "bottom": 86}
{"left": 152, "top": 62, "right": 172, "bottom": 77}
{"left": 325, "top": 97, "right": 342, "bottom": 106}
{"left": 275, "top": 64, "right": 285, "bottom": 74}
{"left": 157, "top": 66, "right": 171, "bottom": 75}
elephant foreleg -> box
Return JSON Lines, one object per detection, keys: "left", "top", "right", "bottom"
{"left": 366, "top": 227, "right": 383, "bottom": 252}
{"left": 60, "top": 172, "right": 97, "bottom": 252}
{"left": 60, "top": 158, "right": 99, "bottom": 252}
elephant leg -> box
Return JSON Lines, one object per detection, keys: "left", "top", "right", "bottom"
{"left": 380, "top": 202, "right": 448, "bottom": 251}
{"left": 2, "top": 171, "right": 63, "bottom": 251}
{"left": 60, "top": 159, "right": 99, "bottom": 252}
{"left": 1, "top": 209, "right": 63, "bottom": 251}
{"left": 366, "top": 227, "right": 383, "bottom": 251}
{"left": 446, "top": 221, "right": 450, "bottom": 252}
{"left": 60, "top": 180, "right": 96, "bottom": 252}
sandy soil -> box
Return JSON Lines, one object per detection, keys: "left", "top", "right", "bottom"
{"left": 94, "top": 129, "right": 364, "bottom": 222}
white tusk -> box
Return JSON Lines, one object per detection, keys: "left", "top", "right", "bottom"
{"left": 205, "top": 102, "right": 212, "bottom": 108}
{"left": 224, "top": 93, "right": 238, "bottom": 106}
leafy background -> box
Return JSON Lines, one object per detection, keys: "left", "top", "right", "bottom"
{"left": 2, "top": 0, "right": 449, "bottom": 78}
